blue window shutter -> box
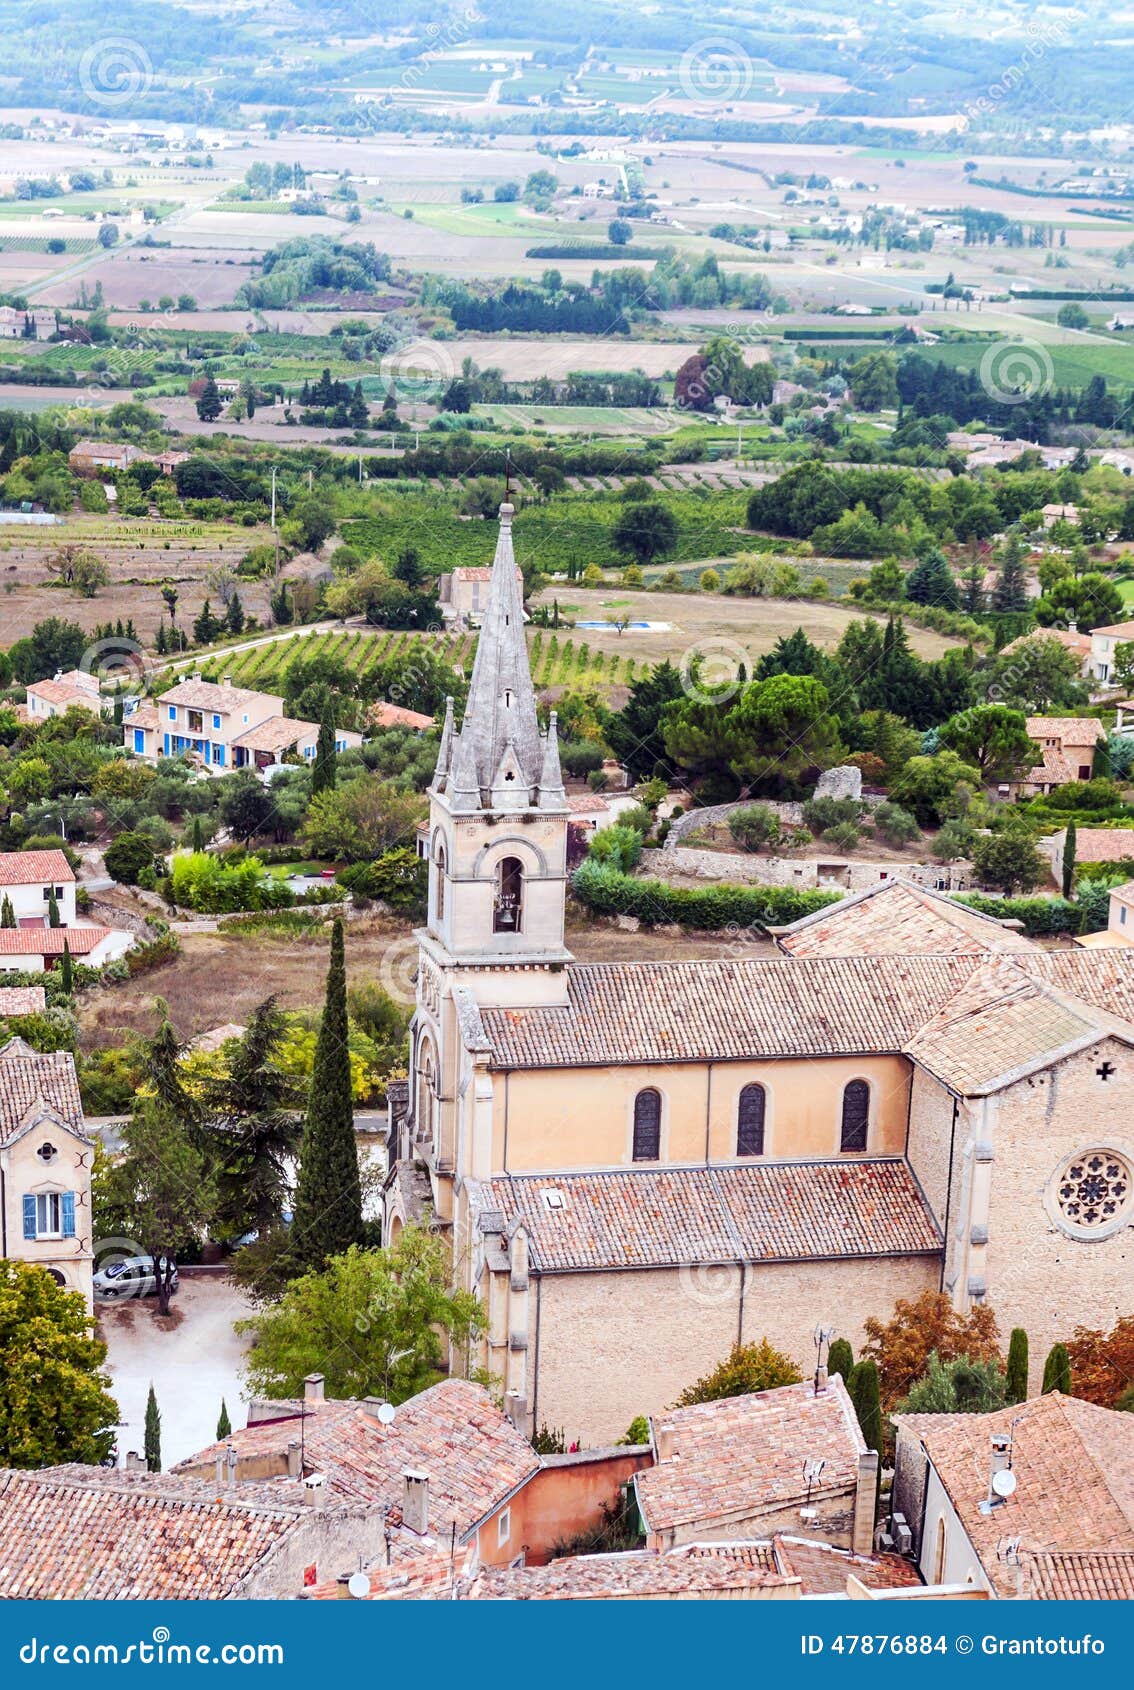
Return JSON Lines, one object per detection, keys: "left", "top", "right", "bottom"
{"left": 215, "top": 745, "right": 225, "bottom": 767}
{"left": 61, "top": 1192, "right": 76, "bottom": 1237}
{"left": 168, "top": 705, "right": 176, "bottom": 720}
{"left": 22, "top": 1195, "right": 36, "bottom": 1239}
{"left": 134, "top": 728, "right": 145, "bottom": 753}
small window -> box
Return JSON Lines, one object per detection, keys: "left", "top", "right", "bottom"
{"left": 434, "top": 841, "right": 446, "bottom": 923}
{"left": 632, "top": 1088, "right": 661, "bottom": 1161}
{"left": 35, "top": 1192, "right": 62, "bottom": 1237}
{"left": 168, "top": 705, "right": 176, "bottom": 720}
{"left": 736, "top": 1083, "right": 766, "bottom": 1157}
{"left": 493, "top": 856, "right": 523, "bottom": 933}
{"left": 497, "top": 1508, "right": 511, "bottom": 1547}
{"left": 840, "top": 1080, "right": 870, "bottom": 1153}
{"left": 213, "top": 713, "right": 221, "bottom": 729}
{"left": 1122, "top": 906, "right": 1128, "bottom": 927}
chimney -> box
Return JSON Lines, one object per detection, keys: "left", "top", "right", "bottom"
{"left": 125, "top": 1451, "right": 146, "bottom": 1473}
{"left": 361, "top": 1396, "right": 386, "bottom": 1424}
{"left": 222, "top": 674, "right": 232, "bottom": 688}
{"left": 814, "top": 1364, "right": 829, "bottom": 1395}
{"left": 287, "top": 1439, "right": 302, "bottom": 1478}
{"left": 852, "top": 1451, "right": 878, "bottom": 1555}
{"left": 304, "top": 1373, "right": 324, "bottom": 1405}
{"left": 654, "top": 1420, "right": 677, "bottom": 1461}
{"left": 1067, "top": 620, "right": 1078, "bottom": 634}
{"left": 303, "top": 1473, "right": 328, "bottom": 1508}
{"left": 215, "top": 1450, "right": 226, "bottom": 1487}
{"left": 402, "top": 1469, "right": 429, "bottom": 1535}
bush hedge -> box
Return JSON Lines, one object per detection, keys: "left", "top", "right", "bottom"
{"left": 571, "top": 859, "right": 839, "bottom": 930}
{"left": 956, "top": 879, "right": 1116, "bottom": 936}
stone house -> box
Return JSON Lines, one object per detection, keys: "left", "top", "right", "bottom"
{"left": 383, "top": 507, "right": 1134, "bottom": 1446}
{"left": 1046, "top": 825, "right": 1134, "bottom": 885}
{"left": 1004, "top": 715, "right": 1104, "bottom": 798}
{"left": 0, "top": 1039, "right": 93, "bottom": 1307}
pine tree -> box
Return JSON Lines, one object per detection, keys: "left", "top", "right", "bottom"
{"left": 828, "top": 1337, "right": 855, "bottom": 1384}
{"left": 192, "top": 600, "right": 217, "bottom": 645}
{"left": 991, "top": 536, "right": 1029, "bottom": 613}
{"left": 1042, "top": 1342, "right": 1072, "bottom": 1395}
{"left": 217, "top": 1398, "right": 232, "bottom": 1440}
{"left": 848, "top": 1359, "right": 883, "bottom": 1501}
{"left": 144, "top": 1383, "right": 161, "bottom": 1472}
{"left": 1062, "top": 819, "right": 1077, "bottom": 899}
{"left": 155, "top": 620, "right": 168, "bottom": 657}
{"left": 196, "top": 374, "right": 222, "bottom": 422}
{"left": 311, "top": 700, "right": 338, "bottom": 796}
{"left": 1006, "top": 1328, "right": 1029, "bottom": 1404}
{"left": 226, "top": 591, "right": 245, "bottom": 636}
{"left": 60, "top": 938, "right": 73, "bottom": 996}
{"left": 47, "top": 890, "right": 60, "bottom": 928}
{"left": 291, "top": 919, "right": 363, "bottom": 1269}
{"left": 191, "top": 814, "right": 205, "bottom": 853}
{"left": 0, "top": 895, "right": 14, "bottom": 929}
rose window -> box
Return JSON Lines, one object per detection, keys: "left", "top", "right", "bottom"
{"left": 1055, "top": 1151, "right": 1132, "bottom": 1232}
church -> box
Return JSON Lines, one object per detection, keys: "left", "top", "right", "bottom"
{"left": 383, "top": 503, "right": 1134, "bottom": 1445}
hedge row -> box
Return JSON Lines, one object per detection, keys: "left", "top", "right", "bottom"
{"left": 956, "top": 880, "right": 1114, "bottom": 937}
{"left": 571, "top": 858, "right": 840, "bottom": 930}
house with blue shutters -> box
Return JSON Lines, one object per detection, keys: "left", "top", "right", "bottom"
{"left": 123, "top": 674, "right": 361, "bottom": 775}
{"left": 0, "top": 1038, "right": 93, "bottom": 1308}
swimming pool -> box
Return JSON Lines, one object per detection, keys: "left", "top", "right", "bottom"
{"left": 575, "top": 619, "right": 671, "bottom": 631}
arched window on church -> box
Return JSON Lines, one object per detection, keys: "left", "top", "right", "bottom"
{"left": 736, "top": 1083, "right": 766, "bottom": 1157}
{"left": 434, "top": 840, "right": 446, "bottom": 923}
{"left": 632, "top": 1088, "right": 662, "bottom": 1162}
{"left": 493, "top": 856, "right": 523, "bottom": 933}
{"left": 840, "top": 1079, "right": 870, "bottom": 1153}
{"left": 418, "top": 1047, "right": 435, "bottom": 1145}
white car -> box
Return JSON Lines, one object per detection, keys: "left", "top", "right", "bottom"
{"left": 92, "top": 1256, "right": 179, "bottom": 1301}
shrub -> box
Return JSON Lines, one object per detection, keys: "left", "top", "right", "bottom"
{"left": 617, "top": 804, "right": 655, "bottom": 836}
{"left": 572, "top": 858, "right": 838, "bottom": 930}
{"left": 871, "top": 802, "right": 921, "bottom": 847}
{"left": 169, "top": 851, "right": 290, "bottom": 914}
{"left": 823, "top": 820, "right": 861, "bottom": 851}
{"left": 338, "top": 849, "right": 427, "bottom": 916}
{"left": 104, "top": 831, "right": 157, "bottom": 885}
{"left": 728, "top": 803, "right": 783, "bottom": 852}
{"left": 674, "top": 1339, "right": 802, "bottom": 1406}
{"left": 802, "top": 796, "right": 861, "bottom": 834}
{"left": 588, "top": 825, "right": 643, "bottom": 874}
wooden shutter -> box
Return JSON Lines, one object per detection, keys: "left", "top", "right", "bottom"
{"left": 632, "top": 1089, "right": 661, "bottom": 1161}
{"left": 840, "top": 1080, "right": 870, "bottom": 1152}
{"left": 61, "top": 1192, "right": 76, "bottom": 1238}
{"left": 736, "top": 1084, "right": 766, "bottom": 1157}
{"left": 22, "top": 1195, "right": 36, "bottom": 1239}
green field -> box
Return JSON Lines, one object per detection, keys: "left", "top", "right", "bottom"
{"left": 925, "top": 336, "right": 1134, "bottom": 390}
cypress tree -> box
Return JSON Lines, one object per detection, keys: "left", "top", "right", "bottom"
{"left": 1006, "top": 1328, "right": 1029, "bottom": 1404}
{"left": 1041, "top": 1342, "right": 1072, "bottom": 1395}
{"left": 1061, "top": 819, "right": 1077, "bottom": 899}
{"left": 291, "top": 918, "right": 362, "bottom": 1269}
{"left": 144, "top": 1383, "right": 162, "bottom": 1472}
{"left": 848, "top": 1359, "right": 883, "bottom": 1502}
{"left": 0, "top": 895, "right": 14, "bottom": 928}
{"left": 47, "top": 890, "right": 60, "bottom": 928}
{"left": 60, "top": 938, "right": 74, "bottom": 996}
{"left": 828, "top": 1337, "right": 855, "bottom": 1385}
{"left": 217, "top": 1398, "right": 232, "bottom": 1440}
{"left": 192, "top": 814, "right": 205, "bottom": 853}
{"left": 311, "top": 699, "right": 338, "bottom": 796}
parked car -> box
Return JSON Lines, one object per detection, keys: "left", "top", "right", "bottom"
{"left": 92, "top": 1255, "right": 179, "bottom": 1301}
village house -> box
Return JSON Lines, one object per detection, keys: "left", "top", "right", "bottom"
{"left": 998, "top": 626, "right": 1093, "bottom": 681}
{"left": 438, "top": 563, "right": 524, "bottom": 624}
{"left": 0, "top": 306, "right": 55, "bottom": 341}
{"left": 125, "top": 677, "right": 361, "bottom": 774}
{"left": 367, "top": 700, "right": 435, "bottom": 732}
{"left": 383, "top": 506, "right": 1134, "bottom": 1444}
{"left": 25, "top": 668, "right": 102, "bottom": 722}
{"left": 67, "top": 440, "right": 147, "bottom": 475}
{"left": 891, "top": 1393, "right": 1134, "bottom": 1598}
{"left": 0, "top": 848, "right": 76, "bottom": 928}
{"left": 1076, "top": 880, "right": 1134, "bottom": 950}
{"left": 0, "top": 1039, "right": 93, "bottom": 1307}
{"left": 1041, "top": 502, "right": 1080, "bottom": 529}
{"left": 1046, "top": 825, "right": 1134, "bottom": 885}
{"left": 1003, "top": 715, "right": 1104, "bottom": 798}
{"left": 1088, "top": 618, "right": 1134, "bottom": 685}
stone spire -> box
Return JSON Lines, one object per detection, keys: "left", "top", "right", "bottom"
{"left": 432, "top": 695, "right": 455, "bottom": 788}
{"left": 445, "top": 503, "right": 564, "bottom": 814}
{"left": 539, "top": 711, "right": 567, "bottom": 811}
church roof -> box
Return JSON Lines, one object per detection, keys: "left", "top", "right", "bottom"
{"left": 432, "top": 503, "right": 565, "bottom": 814}
{"left": 773, "top": 877, "right": 1034, "bottom": 958}
{"left": 484, "top": 1158, "right": 942, "bottom": 1271}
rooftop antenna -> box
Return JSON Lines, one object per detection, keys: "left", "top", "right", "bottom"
{"left": 802, "top": 1456, "right": 826, "bottom": 1507}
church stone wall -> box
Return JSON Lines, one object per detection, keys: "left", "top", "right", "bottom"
{"left": 981, "top": 1037, "right": 1134, "bottom": 1395}
{"left": 534, "top": 1255, "right": 939, "bottom": 1445}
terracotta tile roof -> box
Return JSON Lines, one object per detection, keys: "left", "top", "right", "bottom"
{"left": 1024, "top": 716, "right": 1105, "bottom": 748}
{"left": 636, "top": 1379, "right": 866, "bottom": 1537}
{"left": 0, "top": 1466, "right": 315, "bottom": 1599}
{"left": 176, "top": 1380, "right": 538, "bottom": 1547}
{"left": 469, "top": 1541, "right": 792, "bottom": 1599}
{"left": 0, "top": 1045, "right": 84, "bottom": 1143}
{"left": 1062, "top": 828, "right": 1134, "bottom": 864}
{"left": 479, "top": 953, "right": 978, "bottom": 1068}
{"left": 486, "top": 1160, "right": 942, "bottom": 1272}
{"left": 229, "top": 715, "right": 317, "bottom": 753}
{"left": 0, "top": 849, "right": 74, "bottom": 886}
{"left": 0, "top": 926, "right": 114, "bottom": 956}
{"left": 1091, "top": 619, "right": 1134, "bottom": 638}
{"left": 126, "top": 705, "right": 160, "bottom": 731}
{"left": 895, "top": 1394, "right": 1134, "bottom": 1599}
{"left": 368, "top": 701, "right": 435, "bottom": 731}
{"left": 26, "top": 678, "right": 100, "bottom": 708}
{"left": 774, "top": 879, "right": 1034, "bottom": 960}
{"left": 774, "top": 1534, "right": 922, "bottom": 1594}
{"left": 1025, "top": 1551, "right": 1134, "bottom": 1600}
{"left": 568, "top": 793, "right": 610, "bottom": 814}
{"left": 0, "top": 985, "right": 46, "bottom": 1015}
{"left": 1001, "top": 628, "right": 1092, "bottom": 661}
{"left": 301, "top": 1551, "right": 465, "bottom": 1601}
{"left": 160, "top": 679, "right": 277, "bottom": 713}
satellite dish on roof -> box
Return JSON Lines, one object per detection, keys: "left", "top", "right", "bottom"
{"left": 376, "top": 1403, "right": 395, "bottom": 1426}
{"left": 991, "top": 1468, "right": 1017, "bottom": 1499}
{"left": 347, "top": 1572, "right": 371, "bottom": 1600}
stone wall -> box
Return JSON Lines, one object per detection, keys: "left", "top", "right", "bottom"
{"left": 664, "top": 793, "right": 884, "bottom": 852}
{"left": 642, "top": 846, "right": 972, "bottom": 892}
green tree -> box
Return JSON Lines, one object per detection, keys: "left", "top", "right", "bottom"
{"left": 217, "top": 1398, "right": 232, "bottom": 1440}
{"left": 112, "top": 1099, "right": 214, "bottom": 1315}
{"left": 47, "top": 889, "right": 60, "bottom": 928}
{"left": 1006, "top": 1328, "right": 1029, "bottom": 1405}
{"left": 0, "top": 895, "right": 14, "bottom": 928}
{"left": 847, "top": 351, "right": 899, "bottom": 411}
{"left": 972, "top": 829, "right": 1045, "bottom": 894}
{"left": 889, "top": 750, "right": 981, "bottom": 827}
{"left": 990, "top": 536, "right": 1029, "bottom": 613}
{"left": 311, "top": 700, "right": 338, "bottom": 797}
{"left": 0, "top": 1262, "right": 118, "bottom": 1467}
{"left": 847, "top": 1359, "right": 883, "bottom": 1484}
{"left": 983, "top": 635, "right": 1086, "bottom": 713}
{"left": 827, "top": 1337, "right": 855, "bottom": 1385}
{"left": 904, "top": 549, "right": 959, "bottom": 611}
{"left": 605, "top": 659, "right": 685, "bottom": 779}
{"left": 611, "top": 499, "right": 678, "bottom": 565}
{"left": 195, "top": 375, "right": 222, "bottom": 423}
{"left": 938, "top": 704, "right": 1035, "bottom": 780}
{"left": 673, "top": 1339, "right": 802, "bottom": 1407}
{"left": 1057, "top": 302, "right": 1089, "bottom": 329}
{"left": 204, "top": 997, "right": 303, "bottom": 1238}
{"left": 1042, "top": 1342, "right": 1072, "bottom": 1394}
{"left": 104, "top": 831, "right": 156, "bottom": 885}
{"left": 1062, "top": 818, "right": 1077, "bottom": 899}
{"left": 899, "top": 1352, "right": 1006, "bottom": 1414}
{"left": 144, "top": 1383, "right": 161, "bottom": 1472}
{"left": 60, "top": 938, "right": 73, "bottom": 996}
{"left": 1035, "top": 572, "right": 1124, "bottom": 634}
{"left": 608, "top": 217, "right": 632, "bottom": 245}
{"left": 291, "top": 919, "right": 363, "bottom": 1269}
{"left": 237, "top": 1232, "right": 484, "bottom": 1402}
